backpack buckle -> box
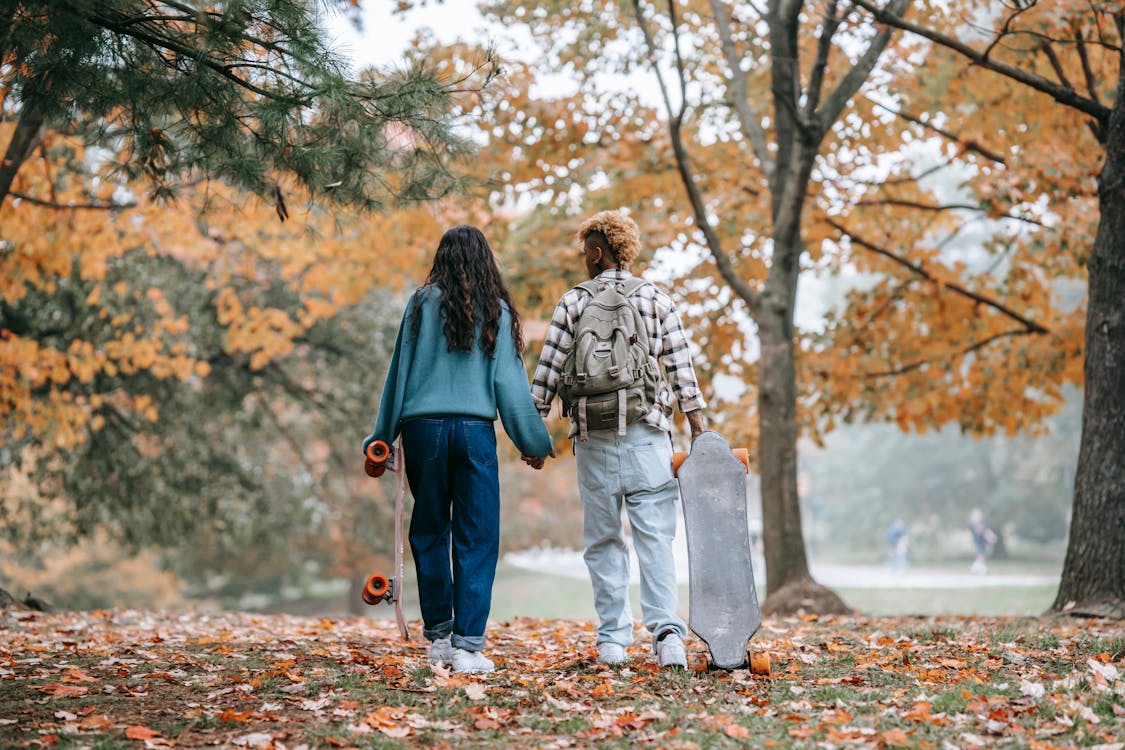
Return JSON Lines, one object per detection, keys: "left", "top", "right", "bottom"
{"left": 609, "top": 366, "right": 620, "bottom": 377}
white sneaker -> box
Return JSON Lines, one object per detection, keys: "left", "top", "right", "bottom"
{"left": 428, "top": 637, "right": 453, "bottom": 666}
{"left": 451, "top": 647, "right": 495, "bottom": 673}
{"left": 656, "top": 633, "right": 687, "bottom": 669}
{"left": 597, "top": 642, "right": 628, "bottom": 665}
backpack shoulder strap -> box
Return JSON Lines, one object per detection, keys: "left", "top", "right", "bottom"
{"left": 621, "top": 277, "right": 651, "bottom": 297}
{"left": 574, "top": 279, "right": 600, "bottom": 297}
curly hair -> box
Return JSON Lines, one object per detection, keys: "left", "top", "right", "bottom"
{"left": 576, "top": 210, "right": 641, "bottom": 266}
{"left": 411, "top": 225, "right": 524, "bottom": 357}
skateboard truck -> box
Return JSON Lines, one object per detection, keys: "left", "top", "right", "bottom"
{"left": 361, "top": 573, "right": 401, "bottom": 605}
{"left": 362, "top": 439, "right": 411, "bottom": 641}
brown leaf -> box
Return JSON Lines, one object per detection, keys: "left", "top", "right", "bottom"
{"left": 78, "top": 714, "right": 112, "bottom": 730}
{"left": 39, "top": 683, "right": 89, "bottom": 697}
{"left": 124, "top": 725, "right": 161, "bottom": 741}
{"left": 881, "top": 728, "right": 912, "bottom": 747}
{"left": 724, "top": 723, "right": 750, "bottom": 738}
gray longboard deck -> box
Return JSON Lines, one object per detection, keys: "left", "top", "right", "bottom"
{"left": 678, "top": 431, "right": 761, "bottom": 669}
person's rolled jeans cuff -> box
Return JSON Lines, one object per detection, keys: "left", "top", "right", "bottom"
{"left": 423, "top": 619, "right": 453, "bottom": 642}
{"left": 452, "top": 634, "right": 486, "bottom": 652}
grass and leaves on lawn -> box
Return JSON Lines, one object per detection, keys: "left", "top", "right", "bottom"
{"left": 1, "top": 608, "right": 1122, "bottom": 748}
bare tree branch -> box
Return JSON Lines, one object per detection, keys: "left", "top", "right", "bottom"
{"left": 631, "top": 0, "right": 762, "bottom": 314}
{"left": 826, "top": 219, "right": 1050, "bottom": 334}
{"left": 851, "top": 0, "right": 1112, "bottom": 125}
{"left": 804, "top": 0, "right": 840, "bottom": 119}
{"left": 1076, "top": 28, "right": 1103, "bottom": 105}
{"left": 707, "top": 0, "right": 774, "bottom": 173}
{"left": 816, "top": 0, "right": 912, "bottom": 133}
{"left": 869, "top": 98, "right": 1008, "bottom": 164}
{"left": 1039, "top": 40, "right": 1075, "bottom": 90}
{"left": 855, "top": 197, "right": 1046, "bottom": 226}
{"left": 859, "top": 328, "right": 1034, "bottom": 378}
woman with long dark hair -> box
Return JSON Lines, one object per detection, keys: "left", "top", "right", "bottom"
{"left": 362, "top": 225, "right": 552, "bottom": 673}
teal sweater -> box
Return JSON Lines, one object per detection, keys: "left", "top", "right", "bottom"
{"left": 362, "top": 286, "right": 553, "bottom": 459}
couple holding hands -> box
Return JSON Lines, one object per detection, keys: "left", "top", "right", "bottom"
{"left": 361, "top": 211, "right": 708, "bottom": 673}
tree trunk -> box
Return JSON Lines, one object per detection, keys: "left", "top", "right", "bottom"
{"left": 757, "top": 279, "right": 807, "bottom": 594}
{"left": 757, "top": 172, "right": 851, "bottom": 614}
{"left": 0, "top": 98, "right": 46, "bottom": 209}
{"left": 1051, "top": 73, "right": 1125, "bottom": 619}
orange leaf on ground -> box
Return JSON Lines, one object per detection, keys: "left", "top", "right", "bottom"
{"left": 78, "top": 715, "right": 112, "bottom": 730}
{"left": 904, "top": 701, "right": 932, "bottom": 721}
{"left": 39, "top": 683, "right": 89, "bottom": 697}
{"left": 724, "top": 724, "right": 750, "bottom": 738}
{"left": 590, "top": 681, "right": 615, "bottom": 698}
{"left": 124, "top": 725, "right": 161, "bottom": 740}
{"left": 882, "top": 727, "right": 912, "bottom": 746}
{"left": 218, "top": 709, "right": 255, "bottom": 723}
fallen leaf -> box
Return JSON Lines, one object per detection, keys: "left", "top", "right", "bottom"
{"left": 124, "top": 725, "right": 161, "bottom": 741}
{"left": 724, "top": 723, "right": 750, "bottom": 738}
{"left": 78, "top": 714, "right": 112, "bottom": 730}
{"left": 882, "top": 727, "right": 911, "bottom": 746}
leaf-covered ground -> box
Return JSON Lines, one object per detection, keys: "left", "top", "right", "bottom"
{"left": 1, "top": 608, "right": 1122, "bottom": 749}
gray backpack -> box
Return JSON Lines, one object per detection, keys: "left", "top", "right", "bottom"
{"left": 559, "top": 277, "right": 663, "bottom": 440}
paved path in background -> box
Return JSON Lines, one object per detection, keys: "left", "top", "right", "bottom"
{"left": 504, "top": 521, "right": 1060, "bottom": 590}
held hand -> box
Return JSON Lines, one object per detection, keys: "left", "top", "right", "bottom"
{"left": 521, "top": 454, "right": 548, "bottom": 470}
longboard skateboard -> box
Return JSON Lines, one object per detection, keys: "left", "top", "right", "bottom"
{"left": 674, "top": 430, "right": 764, "bottom": 670}
{"left": 361, "top": 439, "right": 410, "bottom": 641}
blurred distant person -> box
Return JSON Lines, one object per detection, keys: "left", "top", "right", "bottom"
{"left": 885, "top": 519, "right": 909, "bottom": 571}
{"left": 968, "top": 508, "right": 998, "bottom": 575}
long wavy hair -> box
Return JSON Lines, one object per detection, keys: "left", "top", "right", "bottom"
{"left": 411, "top": 225, "right": 524, "bottom": 357}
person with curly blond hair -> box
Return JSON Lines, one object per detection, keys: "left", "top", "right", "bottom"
{"left": 530, "top": 210, "right": 709, "bottom": 670}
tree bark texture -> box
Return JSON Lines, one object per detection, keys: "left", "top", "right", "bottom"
{"left": 757, "top": 276, "right": 810, "bottom": 594}
{"left": 0, "top": 98, "right": 46, "bottom": 209}
{"left": 1051, "top": 67, "right": 1125, "bottom": 618}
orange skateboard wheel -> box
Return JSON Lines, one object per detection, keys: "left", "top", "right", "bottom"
{"left": 366, "top": 441, "right": 390, "bottom": 464}
{"left": 749, "top": 651, "right": 771, "bottom": 676}
{"left": 672, "top": 448, "right": 750, "bottom": 477}
{"left": 362, "top": 573, "right": 390, "bottom": 605}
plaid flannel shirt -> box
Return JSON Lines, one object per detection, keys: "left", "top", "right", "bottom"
{"left": 531, "top": 269, "right": 706, "bottom": 436}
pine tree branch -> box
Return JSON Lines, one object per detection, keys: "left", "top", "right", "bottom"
{"left": 827, "top": 219, "right": 1050, "bottom": 334}
{"left": 851, "top": 0, "right": 1112, "bottom": 125}
{"left": 8, "top": 192, "right": 137, "bottom": 210}
{"left": 86, "top": 10, "right": 304, "bottom": 105}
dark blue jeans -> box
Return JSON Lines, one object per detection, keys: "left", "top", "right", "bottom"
{"left": 400, "top": 416, "right": 500, "bottom": 652}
